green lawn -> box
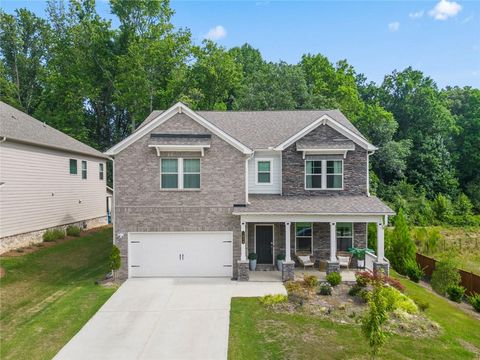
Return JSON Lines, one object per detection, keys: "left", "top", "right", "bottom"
{"left": 229, "top": 273, "right": 480, "bottom": 360}
{"left": 0, "top": 227, "right": 116, "bottom": 360}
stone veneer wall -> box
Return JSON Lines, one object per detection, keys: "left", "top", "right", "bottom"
{"left": 0, "top": 216, "right": 107, "bottom": 254}
{"left": 114, "top": 113, "right": 246, "bottom": 280}
{"left": 282, "top": 124, "right": 368, "bottom": 196}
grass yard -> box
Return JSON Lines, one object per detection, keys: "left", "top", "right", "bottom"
{"left": 229, "top": 272, "right": 480, "bottom": 360}
{"left": 413, "top": 226, "right": 480, "bottom": 274}
{"left": 0, "top": 227, "right": 116, "bottom": 360}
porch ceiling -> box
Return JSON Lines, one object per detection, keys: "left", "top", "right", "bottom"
{"left": 233, "top": 194, "right": 395, "bottom": 216}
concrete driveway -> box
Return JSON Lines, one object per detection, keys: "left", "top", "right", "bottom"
{"left": 54, "top": 278, "right": 286, "bottom": 360}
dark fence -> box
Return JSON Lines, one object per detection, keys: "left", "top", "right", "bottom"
{"left": 416, "top": 253, "right": 480, "bottom": 296}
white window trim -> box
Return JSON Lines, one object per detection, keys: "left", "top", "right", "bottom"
{"left": 160, "top": 158, "right": 201, "bottom": 190}
{"left": 254, "top": 224, "right": 275, "bottom": 265}
{"left": 81, "top": 160, "right": 87, "bottom": 180}
{"left": 99, "top": 163, "right": 104, "bottom": 180}
{"left": 304, "top": 159, "right": 344, "bottom": 190}
{"left": 295, "top": 222, "right": 313, "bottom": 255}
{"left": 255, "top": 158, "right": 273, "bottom": 185}
{"left": 336, "top": 222, "right": 354, "bottom": 251}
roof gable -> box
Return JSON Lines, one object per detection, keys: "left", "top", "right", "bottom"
{"left": 105, "top": 103, "right": 253, "bottom": 156}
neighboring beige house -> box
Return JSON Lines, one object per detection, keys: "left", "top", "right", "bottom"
{"left": 0, "top": 101, "right": 110, "bottom": 253}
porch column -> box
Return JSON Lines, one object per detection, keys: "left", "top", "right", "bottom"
{"left": 330, "top": 222, "right": 337, "bottom": 262}
{"left": 376, "top": 222, "right": 385, "bottom": 262}
{"left": 240, "top": 221, "right": 246, "bottom": 261}
{"left": 285, "top": 222, "right": 291, "bottom": 261}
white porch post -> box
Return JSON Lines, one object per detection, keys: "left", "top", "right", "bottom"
{"left": 285, "top": 222, "right": 291, "bottom": 261}
{"left": 376, "top": 222, "right": 385, "bottom": 262}
{"left": 240, "top": 221, "right": 246, "bottom": 261}
{"left": 330, "top": 222, "right": 337, "bottom": 262}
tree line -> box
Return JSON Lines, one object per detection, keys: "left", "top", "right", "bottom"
{"left": 1, "top": 0, "right": 479, "bottom": 222}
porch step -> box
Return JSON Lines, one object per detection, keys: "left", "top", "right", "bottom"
{"left": 255, "top": 264, "right": 276, "bottom": 271}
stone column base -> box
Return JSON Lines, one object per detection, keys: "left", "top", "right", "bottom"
{"left": 326, "top": 261, "right": 340, "bottom": 274}
{"left": 373, "top": 261, "right": 390, "bottom": 275}
{"left": 282, "top": 261, "right": 295, "bottom": 282}
{"left": 237, "top": 260, "right": 249, "bottom": 281}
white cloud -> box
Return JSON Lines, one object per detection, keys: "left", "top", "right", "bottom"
{"left": 428, "top": 0, "right": 462, "bottom": 20}
{"left": 204, "top": 25, "right": 227, "bottom": 41}
{"left": 409, "top": 10, "right": 424, "bottom": 19}
{"left": 388, "top": 22, "right": 400, "bottom": 32}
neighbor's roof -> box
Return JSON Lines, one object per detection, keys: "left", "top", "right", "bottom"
{"left": 232, "top": 195, "right": 395, "bottom": 215}
{"left": 137, "top": 109, "right": 367, "bottom": 150}
{"left": 0, "top": 101, "right": 108, "bottom": 159}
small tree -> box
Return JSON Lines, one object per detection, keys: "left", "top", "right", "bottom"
{"left": 387, "top": 209, "right": 416, "bottom": 275}
{"left": 431, "top": 257, "right": 461, "bottom": 296}
{"left": 432, "top": 194, "right": 453, "bottom": 223}
{"left": 109, "top": 245, "right": 121, "bottom": 280}
{"left": 362, "top": 279, "right": 389, "bottom": 358}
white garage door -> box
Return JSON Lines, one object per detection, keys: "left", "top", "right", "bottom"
{"left": 129, "top": 232, "right": 233, "bottom": 277}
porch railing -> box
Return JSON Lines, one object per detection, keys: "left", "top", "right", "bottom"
{"left": 365, "top": 251, "right": 377, "bottom": 272}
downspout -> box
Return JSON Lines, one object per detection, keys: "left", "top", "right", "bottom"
{"left": 0, "top": 136, "right": 6, "bottom": 143}
{"left": 245, "top": 152, "right": 254, "bottom": 204}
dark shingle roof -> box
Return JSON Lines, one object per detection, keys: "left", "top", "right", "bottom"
{"left": 136, "top": 109, "right": 367, "bottom": 150}
{"left": 233, "top": 195, "right": 395, "bottom": 215}
{"left": 0, "top": 102, "right": 108, "bottom": 159}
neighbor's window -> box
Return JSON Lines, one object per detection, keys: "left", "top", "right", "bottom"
{"left": 336, "top": 223, "right": 353, "bottom": 251}
{"left": 161, "top": 158, "right": 200, "bottom": 189}
{"left": 326, "top": 160, "right": 343, "bottom": 189}
{"left": 70, "top": 159, "right": 77, "bottom": 175}
{"left": 81, "top": 161, "right": 87, "bottom": 179}
{"left": 161, "top": 159, "right": 179, "bottom": 189}
{"left": 305, "top": 160, "right": 322, "bottom": 189}
{"left": 183, "top": 159, "right": 200, "bottom": 189}
{"left": 99, "top": 163, "right": 104, "bottom": 180}
{"left": 256, "top": 160, "right": 272, "bottom": 184}
{"left": 295, "top": 222, "right": 312, "bottom": 254}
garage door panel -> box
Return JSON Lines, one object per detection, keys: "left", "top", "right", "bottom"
{"left": 129, "top": 232, "right": 233, "bottom": 278}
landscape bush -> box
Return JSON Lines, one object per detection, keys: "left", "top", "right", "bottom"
{"left": 468, "top": 293, "right": 480, "bottom": 312}
{"left": 259, "top": 294, "right": 288, "bottom": 305}
{"left": 404, "top": 258, "right": 424, "bottom": 283}
{"left": 446, "top": 285, "right": 465, "bottom": 303}
{"left": 355, "top": 272, "right": 369, "bottom": 287}
{"left": 380, "top": 286, "right": 418, "bottom": 314}
{"left": 326, "top": 271, "right": 342, "bottom": 286}
{"left": 303, "top": 274, "right": 318, "bottom": 288}
{"left": 43, "top": 228, "right": 65, "bottom": 242}
{"left": 355, "top": 271, "right": 405, "bottom": 292}
{"left": 66, "top": 225, "right": 81, "bottom": 237}
{"left": 412, "top": 296, "right": 430, "bottom": 312}
{"left": 109, "top": 245, "right": 121, "bottom": 279}
{"left": 431, "top": 258, "right": 461, "bottom": 296}
{"left": 318, "top": 282, "right": 332, "bottom": 296}
{"left": 348, "top": 284, "right": 363, "bottom": 297}
{"left": 386, "top": 209, "right": 416, "bottom": 275}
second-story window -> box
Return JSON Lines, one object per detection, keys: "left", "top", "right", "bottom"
{"left": 81, "top": 161, "right": 87, "bottom": 179}
{"left": 256, "top": 159, "right": 272, "bottom": 184}
{"left": 99, "top": 163, "right": 104, "bottom": 180}
{"left": 161, "top": 158, "right": 200, "bottom": 190}
{"left": 305, "top": 159, "right": 343, "bottom": 190}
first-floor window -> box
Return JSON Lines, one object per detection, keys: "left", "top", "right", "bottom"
{"left": 336, "top": 223, "right": 353, "bottom": 251}
{"left": 295, "top": 222, "right": 312, "bottom": 254}
{"left": 69, "top": 159, "right": 77, "bottom": 175}
{"left": 161, "top": 158, "right": 200, "bottom": 189}
{"left": 99, "top": 163, "right": 104, "bottom": 180}
{"left": 81, "top": 161, "right": 87, "bottom": 179}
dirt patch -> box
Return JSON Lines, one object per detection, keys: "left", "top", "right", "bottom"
{"left": 0, "top": 225, "right": 112, "bottom": 258}
{"left": 0, "top": 266, "right": 5, "bottom": 278}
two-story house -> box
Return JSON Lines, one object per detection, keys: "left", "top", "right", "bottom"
{"left": 106, "top": 103, "right": 394, "bottom": 281}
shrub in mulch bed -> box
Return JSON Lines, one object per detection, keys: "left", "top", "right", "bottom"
{"left": 355, "top": 271, "right": 405, "bottom": 292}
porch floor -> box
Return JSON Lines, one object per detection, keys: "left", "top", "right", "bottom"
{"left": 248, "top": 268, "right": 357, "bottom": 283}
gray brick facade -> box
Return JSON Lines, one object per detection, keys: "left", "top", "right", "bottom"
{"left": 114, "top": 113, "right": 245, "bottom": 279}
{"left": 282, "top": 124, "right": 368, "bottom": 196}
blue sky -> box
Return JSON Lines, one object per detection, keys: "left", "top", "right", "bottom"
{"left": 2, "top": 0, "right": 479, "bottom": 88}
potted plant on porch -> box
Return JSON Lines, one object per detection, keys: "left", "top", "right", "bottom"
{"left": 276, "top": 253, "right": 285, "bottom": 271}
{"left": 248, "top": 253, "right": 258, "bottom": 271}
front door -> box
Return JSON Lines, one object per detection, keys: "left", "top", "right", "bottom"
{"left": 256, "top": 225, "right": 273, "bottom": 264}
